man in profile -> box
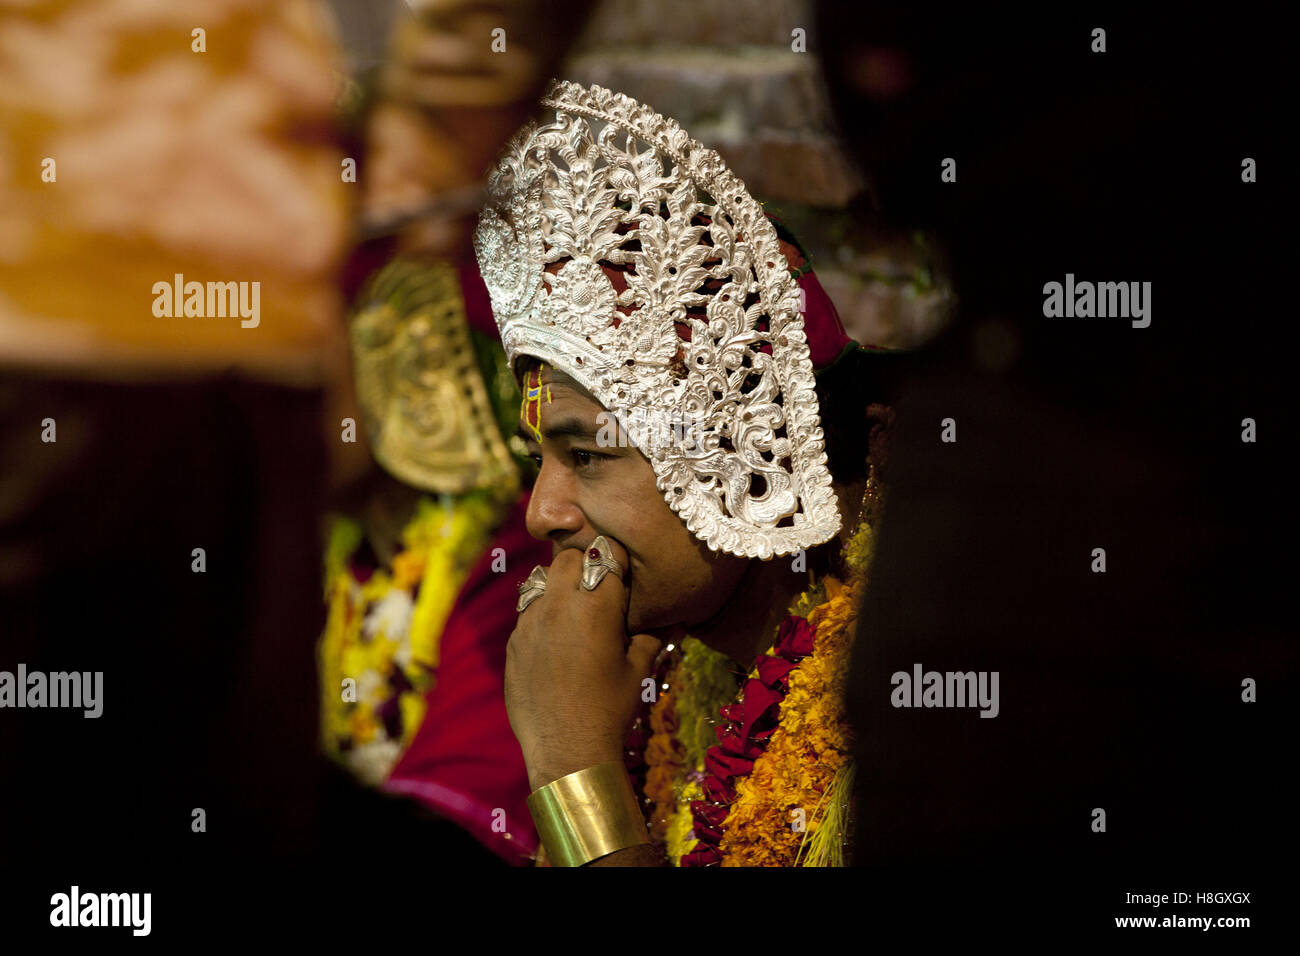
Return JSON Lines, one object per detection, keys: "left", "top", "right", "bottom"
{"left": 473, "top": 80, "right": 896, "bottom": 866}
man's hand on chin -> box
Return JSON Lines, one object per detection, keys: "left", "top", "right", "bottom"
{"left": 504, "top": 536, "right": 662, "bottom": 792}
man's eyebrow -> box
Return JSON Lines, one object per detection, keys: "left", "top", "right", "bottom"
{"left": 514, "top": 415, "right": 601, "bottom": 444}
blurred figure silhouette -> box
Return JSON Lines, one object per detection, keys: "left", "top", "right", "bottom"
{"left": 817, "top": 4, "right": 1290, "bottom": 924}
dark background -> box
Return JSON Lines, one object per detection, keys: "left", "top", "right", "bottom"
{"left": 822, "top": 4, "right": 1293, "bottom": 931}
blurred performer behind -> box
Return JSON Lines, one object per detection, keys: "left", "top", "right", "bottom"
{"left": 317, "top": 254, "right": 551, "bottom": 863}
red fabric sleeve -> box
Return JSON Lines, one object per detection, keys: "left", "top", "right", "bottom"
{"left": 384, "top": 493, "right": 552, "bottom": 864}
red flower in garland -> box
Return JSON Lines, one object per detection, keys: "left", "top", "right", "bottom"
{"left": 756, "top": 655, "right": 797, "bottom": 686}
{"left": 775, "top": 614, "right": 817, "bottom": 657}
{"left": 682, "top": 614, "right": 817, "bottom": 866}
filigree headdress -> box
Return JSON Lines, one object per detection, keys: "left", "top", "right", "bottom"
{"left": 473, "top": 80, "right": 841, "bottom": 558}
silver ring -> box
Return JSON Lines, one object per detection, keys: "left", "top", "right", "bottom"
{"left": 581, "top": 536, "right": 624, "bottom": 591}
{"left": 516, "top": 565, "right": 548, "bottom": 613}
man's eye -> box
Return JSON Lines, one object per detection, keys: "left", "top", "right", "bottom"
{"left": 526, "top": 447, "right": 609, "bottom": 471}
{"left": 571, "top": 448, "right": 609, "bottom": 469}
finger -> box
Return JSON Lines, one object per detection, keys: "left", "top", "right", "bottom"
{"left": 542, "top": 539, "right": 631, "bottom": 637}
{"left": 546, "top": 547, "right": 585, "bottom": 592}
{"left": 599, "top": 535, "right": 630, "bottom": 573}
{"left": 599, "top": 536, "right": 634, "bottom": 617}
{"left": 515, "top": 564, "right": 551, "bottom": 617}
{"left": 626, "top": 631, "right": 663, "bottom": 676}
{"left": 549, "top": 537, "right": 630, "bottom": 601}
{"left": 579, "top": 535, "right": 632, "bottom": 608}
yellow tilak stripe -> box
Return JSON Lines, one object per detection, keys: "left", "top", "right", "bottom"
{"left": 521, "top": 364, "right": 547, "bottom": 443}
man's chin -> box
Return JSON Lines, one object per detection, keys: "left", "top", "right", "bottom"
{"left": 635, "top": 619, "right": 689, "bottom": 644}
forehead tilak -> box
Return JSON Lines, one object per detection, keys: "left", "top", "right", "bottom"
{"left": 519, "top": 362, "right": 553, "bottom": 443}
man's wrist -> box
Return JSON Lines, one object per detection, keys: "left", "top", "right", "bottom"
{"left": 528, "top": 746, "right": 624, "bottom": 792}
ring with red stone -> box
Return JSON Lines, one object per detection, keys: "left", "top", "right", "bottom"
{"left": 580, "top": 535, "right": 624, "bottom": 591}
{"left": 516, "top": 564, "right": 548, "bottom": 613}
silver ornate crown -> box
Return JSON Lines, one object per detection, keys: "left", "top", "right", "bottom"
{"left": 473, "top": 79, "right": 841, "bottom": 558}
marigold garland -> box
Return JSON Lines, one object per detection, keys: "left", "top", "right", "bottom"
{"left": 318, "top": 490, "right": 504, "bottom": 785}
{"left": 637, "top": 469, "right": 882, "bottom": 866}
{"left": 717, "top": 572, "right": 862, "bottom": 866}
{"left": 643, "top": 637, "right": 742, "bottom": 856}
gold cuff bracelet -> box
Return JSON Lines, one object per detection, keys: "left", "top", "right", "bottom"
{"left": 525, "top": 761, "right": 651, "bottom": 867}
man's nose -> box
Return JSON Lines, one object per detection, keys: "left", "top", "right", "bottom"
{"left": 524, "top": 460, "right": 585, "bottom": 543}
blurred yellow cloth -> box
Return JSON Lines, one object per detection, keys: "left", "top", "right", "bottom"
{"left": 0, "top": 0, "right": 350, "bottom": 385}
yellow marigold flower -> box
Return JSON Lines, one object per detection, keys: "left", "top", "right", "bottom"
{"left": 645, "top": 734, "right": 681, "bottom": 768}
{"left": 324, "top": 517, "right": 364, "bottom": 595}
{"left": 398, "top": 691, "right": 426, "bottom": 746}
{"left": 665, "top": 786, "right": 701, "bottom": 865}
{"left": 349, "top": 706, "right": 379, "bottom": 744}
{"left": 390, "top": 549, "right": 426, "bottom": 590}
{"left": 339, "top": 646, "right": 369, "bottom": 687}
